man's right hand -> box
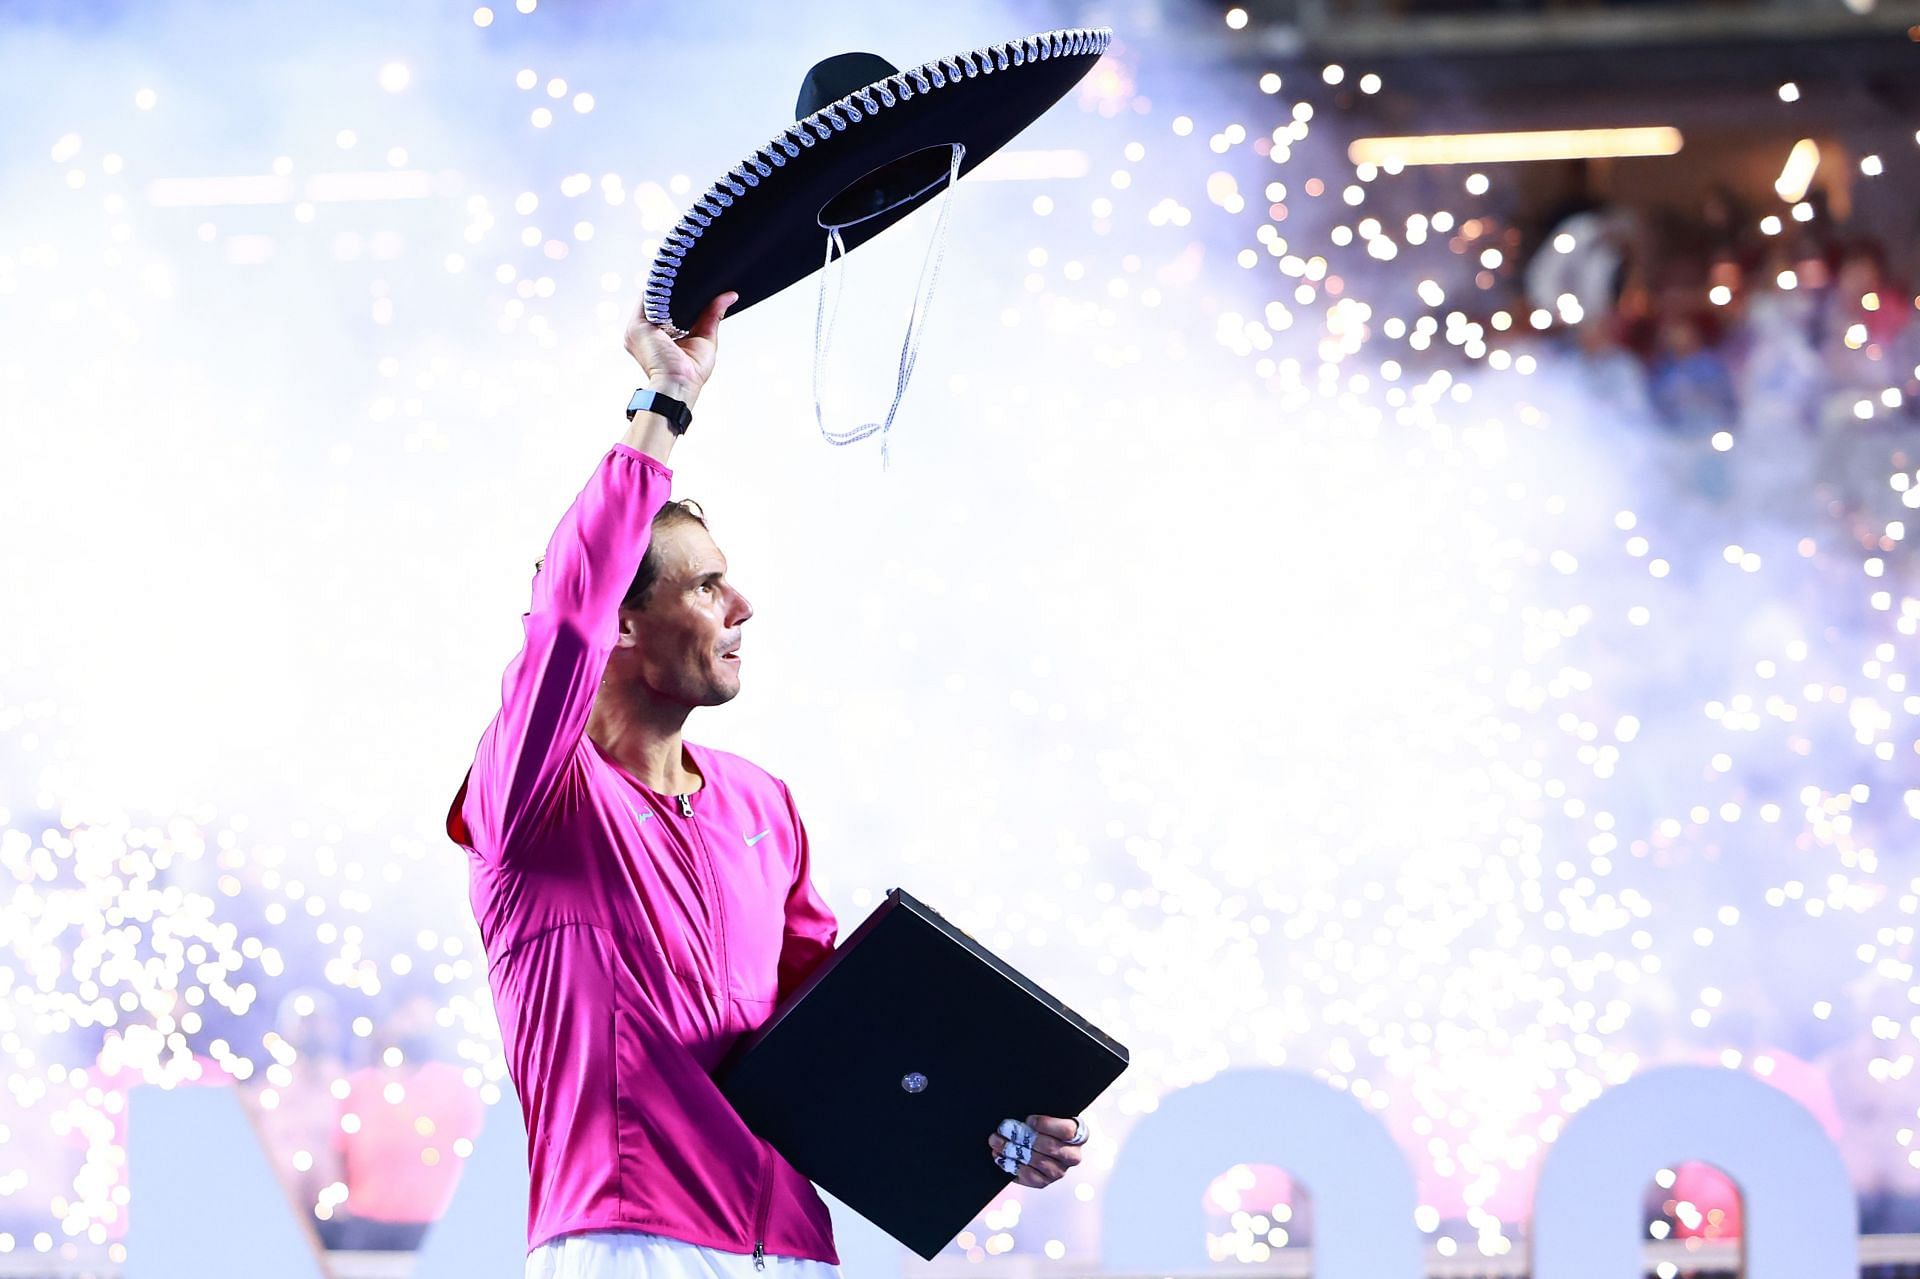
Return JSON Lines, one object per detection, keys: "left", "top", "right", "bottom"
{"left": 624, "top": 291, "right": 738, "bottom": 408}
{"left": 620, "top": 291, "right": 737, "bottom": 462}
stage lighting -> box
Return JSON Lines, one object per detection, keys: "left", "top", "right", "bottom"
{"left": 1347, "top": 127, "right": 1683, "bottom": 167}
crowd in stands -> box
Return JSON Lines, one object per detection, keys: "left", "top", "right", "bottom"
{"left": 1509, "top": 183, "right": 1920, "bottom": 1245}
{"left": 1515, "top": 186, "right": 1918, "bottom": 537}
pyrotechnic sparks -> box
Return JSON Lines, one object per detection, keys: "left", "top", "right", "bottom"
{"left": 0, "top": 2, "right": 1917, "bottom": 1272}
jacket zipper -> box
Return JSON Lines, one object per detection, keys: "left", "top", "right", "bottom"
{"left": 679, "top": 785, "right": 757, "bottom": 1263}
{"left": 752, "top": 1142, "right": 775, "bottom": 1270}
{"left": 675, "top": 792, "right": 730, "bottom": 997}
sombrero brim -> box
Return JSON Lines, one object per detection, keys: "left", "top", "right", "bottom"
{"left": 643, "top": 28, "right": 1112, "bottom": 335}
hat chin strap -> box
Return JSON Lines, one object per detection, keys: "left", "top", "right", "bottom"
{"left": 812, "top": 142, "right": 964, "bottom": 466}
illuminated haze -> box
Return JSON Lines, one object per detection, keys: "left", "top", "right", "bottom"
{"left": 1, "top": 0, "right": 1918, "bottom": 1265}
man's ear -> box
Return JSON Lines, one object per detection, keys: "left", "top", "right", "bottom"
{"left": 611, "top": 605, "right": 641, "bottom": 649}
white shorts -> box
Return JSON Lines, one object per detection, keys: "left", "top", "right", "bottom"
{"left": 527, "top": 1229, "right": 842, "bottom": 1279}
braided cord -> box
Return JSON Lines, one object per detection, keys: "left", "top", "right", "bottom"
{"left": 811, "top": 143, "right": 964, "bottom": 465}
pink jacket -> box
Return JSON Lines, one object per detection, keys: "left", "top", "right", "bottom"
{"left": 445, "top": 444, "right": 841, "bottom": 1263}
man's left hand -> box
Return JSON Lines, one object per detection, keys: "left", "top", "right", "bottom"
{"left": 987, "top": 1115, "right": 1085, "bottom": 1188}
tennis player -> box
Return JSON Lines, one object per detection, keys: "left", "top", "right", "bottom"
{"left": 446, "top": 293, "right": 1089, "bottom": 1279}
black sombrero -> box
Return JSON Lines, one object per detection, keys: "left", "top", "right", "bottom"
{"left": 642, "top": 27, "right": 1113, "bottom": 338}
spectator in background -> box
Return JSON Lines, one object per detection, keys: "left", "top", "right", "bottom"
{"left": 1738, "top": 248, "right": 1823, "bottom": 420}
{"left": 1648, "top": 312, "right": 1737, "bottom": 437}
{"left": 1819, "top": 242, "right": 1911, "bottom": 387}
{"left": 1642, "top": 308, "right": 1738, "bottom": 502}
{"left": 1524, "top": 204, "right": 1640, "bottom": 335}
{"left": 1696, "top": 183, "right": 1751, "bottom": 267}
{"left": 331, "top": 991, "right": 483, "bottom": 1251}
{"left": 1733, "top": 265, "right": 1824, "bottom": 526}
{"left": 1812, "top": 241, "right": 1918, "bottom": 519}
{"left": 1570, "top": 315, "right": 1653, "bottom": 424}
{"left": 1819, "top": 243, "right": 1894, "bottom": 351}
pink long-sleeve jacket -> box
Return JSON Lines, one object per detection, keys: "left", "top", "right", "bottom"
{"left": 445, "top": 444, "right": 841, "bottom": 1264}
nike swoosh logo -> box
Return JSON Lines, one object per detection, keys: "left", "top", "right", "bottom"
{"left": 745, "top": 828, "right": 772, "bottom": 846}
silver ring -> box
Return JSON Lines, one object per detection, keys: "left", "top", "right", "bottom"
{"left": 1062, "top": 1115, "right": 1089, "bottom": 1147}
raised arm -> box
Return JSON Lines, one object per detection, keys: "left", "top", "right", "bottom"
{"left": 618, "top": 291, "right": 736, "bottom": 466}
{"left": 451, "top": 292, "right": 738, "bottom": 865}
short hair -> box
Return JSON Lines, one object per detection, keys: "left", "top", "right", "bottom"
{"left": 533, "top": 498, "right": 709, "bottom": 610}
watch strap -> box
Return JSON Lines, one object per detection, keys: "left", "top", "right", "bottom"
{"left": 626, "top": 388, "right": 694, "bottom": 434}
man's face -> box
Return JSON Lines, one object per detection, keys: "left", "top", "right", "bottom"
{"left": 617, "top": 519, "right": 753, "bottom": 708}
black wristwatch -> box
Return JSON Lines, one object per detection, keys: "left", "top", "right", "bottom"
{"left": 626, "top": 388, "right": 694, "bottom": 435}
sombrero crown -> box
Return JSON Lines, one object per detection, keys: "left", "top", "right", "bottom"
{"left": 644, "top": 27, "right": 1113, "bottom": 336}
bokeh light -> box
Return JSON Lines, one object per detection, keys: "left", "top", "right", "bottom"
{"left": 1, "top": 1, "right": 1918, "bottom": 1271}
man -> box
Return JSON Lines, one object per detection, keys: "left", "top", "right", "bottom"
{"left": 446, "top": 293, "right": 1086, "bottom": 1278}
